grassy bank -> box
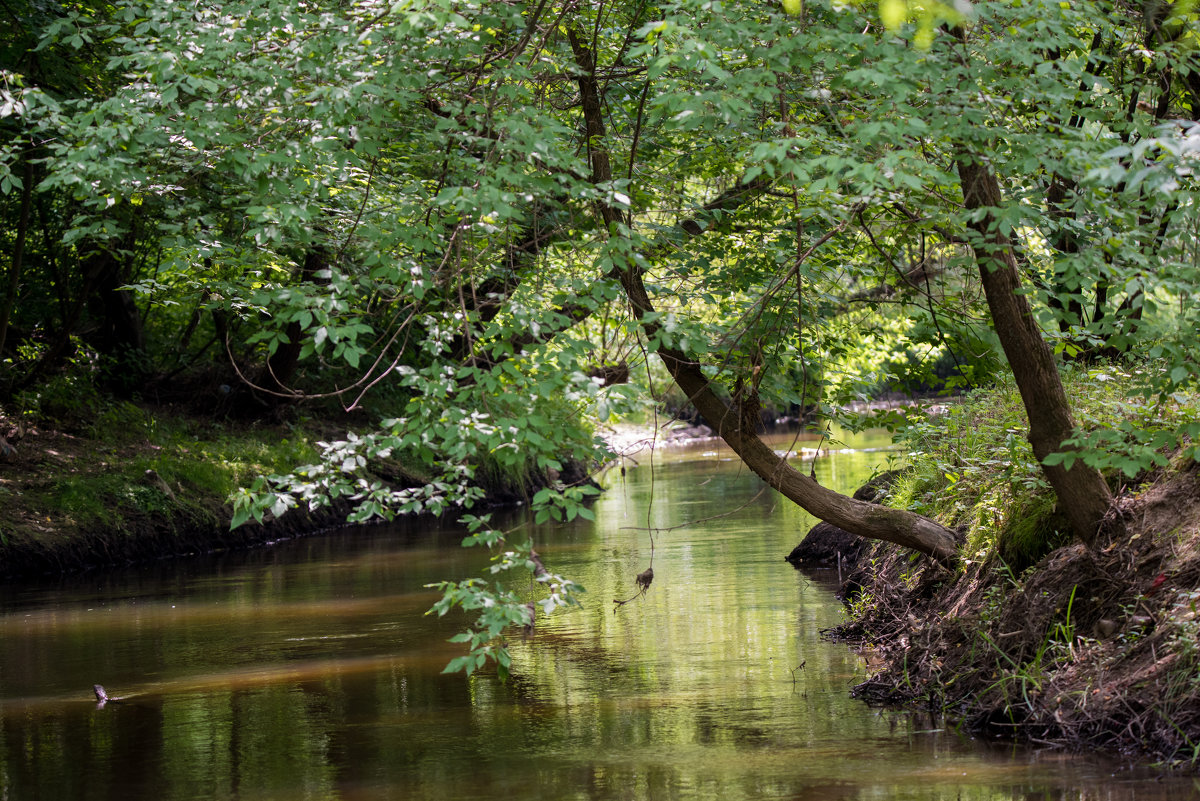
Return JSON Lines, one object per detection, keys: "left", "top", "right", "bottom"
{"left": 826, "top": 365, "right": 1200, "bottom": 768}
{"left": 0, "top": 393, "right": 579, "bottom": 578}
{"left": 0, "top": 401, "right": 342, "bottom": 577}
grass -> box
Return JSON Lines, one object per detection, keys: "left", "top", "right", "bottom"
{"left": 2, "top": 404, "right": 323, "bottom": 545}
{"left": 887, "top": 360, "right": 1200, "bottom": 569}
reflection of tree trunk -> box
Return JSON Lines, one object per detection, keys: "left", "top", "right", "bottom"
{"left": 956, "top": 153, "right": 1112, "bottom": 545}
{"left": 0, "top": 157, "right": 34, "bottom": 359}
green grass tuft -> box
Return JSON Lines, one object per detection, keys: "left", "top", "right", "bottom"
{"left": 890, "top": 361, "right": 1200, "bottom": 565}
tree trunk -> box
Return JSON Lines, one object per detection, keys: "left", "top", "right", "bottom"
{"left": 566, "top": 26, "right": 960, "bottom": 566}
{"left": 255, "top": 247, "right": 327, "bottom": 400}
{"left": 618, "top": 271, "right": 962, "bottom": 565}
{"left": 0, "top": 157, "right": 34, "bottom": 359}
{"left": 93, "top": 248, "right": 146, "bottom": 356}
{"left": 955, "top": 153, "right": 1113, "bottom": 545}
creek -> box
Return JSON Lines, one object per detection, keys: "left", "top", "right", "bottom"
{"left": 1, "top": 428, "right": 1195, "bottom": 800}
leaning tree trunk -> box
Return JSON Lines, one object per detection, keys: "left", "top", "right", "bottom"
{"left": 568, "top": 28, "right": 960, "bottom": 566}
{"left": 956, "top": 153, "right": 1113, "bottom": 545}
{"left": 617, "top": 271, "right": 961, "bottom": 566}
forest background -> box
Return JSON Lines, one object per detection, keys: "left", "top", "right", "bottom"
{"left": 2, "top": 0, "right": 1200, "bottom": 762}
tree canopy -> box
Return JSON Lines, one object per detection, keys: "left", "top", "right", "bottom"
{"left": 4, "top": 0, "right": 1200, "bottom": 671}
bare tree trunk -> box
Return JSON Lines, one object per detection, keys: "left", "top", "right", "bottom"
{"left": 956, "top": 153, "right": 1113, "bottom": 545}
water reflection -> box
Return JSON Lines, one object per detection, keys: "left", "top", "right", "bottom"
{"left": 1, "top": 429, "right": 1196, "bottom": 800}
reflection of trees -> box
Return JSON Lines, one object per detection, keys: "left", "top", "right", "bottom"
{"left": 492, "top": 446, "right": 894, "bottom": 775}
{"left": 1, "top": 444, "right": 1182, "bottom": 800}
{"left": 1, "top": 699, "right": 165, "bottom": 800}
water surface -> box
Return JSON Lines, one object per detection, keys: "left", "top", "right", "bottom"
{"left": 1, "top": 428, "right": 1195, "bottom": 800}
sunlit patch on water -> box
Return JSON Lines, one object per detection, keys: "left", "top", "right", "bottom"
{"left": 283, "top": 633, "right": 371, "bottom": 642}
{"left": 0, "top": 428, "right": 1194, "bottom": 800}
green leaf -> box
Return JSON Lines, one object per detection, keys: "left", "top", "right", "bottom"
{"left": 230, "top": 506, "right": 253, "bottom": 529}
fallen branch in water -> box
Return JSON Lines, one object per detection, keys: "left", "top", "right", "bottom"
{"left": 613, "top": 566, "right": 654, "bottom": 611}
{"left": 93, "top": 685, "right": 125, "bottom": 706}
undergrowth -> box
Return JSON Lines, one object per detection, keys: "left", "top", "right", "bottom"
{"left": 837, "top": 361, "right": 1200, "bottom": 767}
{"left": 2, "top": 380, "right": 594, "bottom": 568}
{"left": 888, "top": 361, "right": 1200, "bottom": 570}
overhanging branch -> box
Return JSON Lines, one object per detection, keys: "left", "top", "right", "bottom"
{"left": 566, "top": 25, "right": 959, "bottom": 566}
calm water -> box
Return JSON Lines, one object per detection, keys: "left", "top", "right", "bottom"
{"left": 1, "top": 429, "right": 1196, "bottom": 800}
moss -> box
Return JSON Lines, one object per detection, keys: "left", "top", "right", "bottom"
{"left": 0, "top": 391, "right": 598, "bottom": 576}
{"left": 996, "top": 494, "right": 1070, "bottom": 572}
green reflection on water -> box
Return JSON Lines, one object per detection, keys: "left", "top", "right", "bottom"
{"left": 1, "top": 430, "right": 1196, "bottom": 800}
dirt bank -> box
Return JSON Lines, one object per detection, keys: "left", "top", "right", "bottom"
{"left": 0, "top": 410, "right": 582, "bottom": 580}
{"left": 796, "top": 463, "right": 1200, "bottom": 769}
{"left": 0, "top": 420, "right": 357, "bottom": 578}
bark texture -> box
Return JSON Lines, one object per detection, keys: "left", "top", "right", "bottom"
{"left": 956, "top": 153, "right": 1113, "bottom": 545}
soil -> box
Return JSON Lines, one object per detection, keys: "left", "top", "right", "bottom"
{"left": 0, "top": 422, "right": 352, "bottom": 578}
{"left": 796, "top": 462, "right": 1200, "bottom": 769}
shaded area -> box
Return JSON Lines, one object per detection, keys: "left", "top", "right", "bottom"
{"left": 1, "top": 433, "right": 1196, "bottom": 800}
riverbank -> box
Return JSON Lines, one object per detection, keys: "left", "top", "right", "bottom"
{"left": 0, "top": 404, "right": 572, "bottom": 579}
{"left": 0, "top": 410, "right": 344, "bottom": 577}
{"left": 789, "top": 375, "right": 1200, "bottom": 769}
{"left": 824, "top": 465, "right": 1200, "bottom": 768}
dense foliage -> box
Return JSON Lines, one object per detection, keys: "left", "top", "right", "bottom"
{"left": 3, "top": 0, "right": 1199, "bottom": 670}
{"left": 892, "top": 365, "right": 1200, "bottom": 569}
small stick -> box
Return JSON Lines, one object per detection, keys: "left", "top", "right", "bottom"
{"left": 791, "top": 660, "right": 807, "bottom": 693}
{"left": 93, "top": 685, "right": 124, "bottom": 705}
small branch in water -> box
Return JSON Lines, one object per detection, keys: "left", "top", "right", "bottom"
{"left": 790, "top": 660, "right": 807, "bottom": 694}
{"left": 613, "top": 566, "right": 654, "bottom": 611}
{"left": 93, "top": 685, "right": 125, "bottom": 707}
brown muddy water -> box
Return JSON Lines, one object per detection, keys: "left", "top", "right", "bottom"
{"left": 1, "top": 429, "right": 1196, "bottom": 800}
